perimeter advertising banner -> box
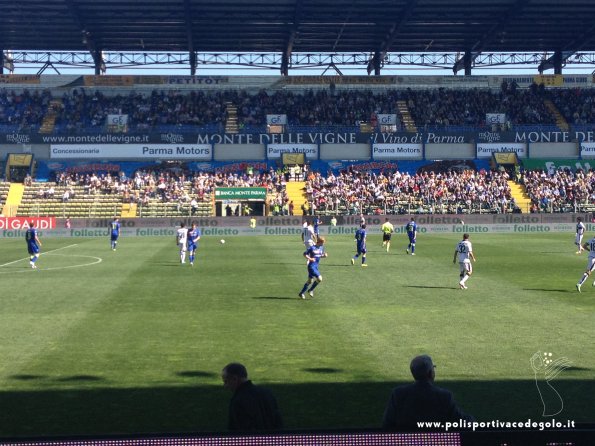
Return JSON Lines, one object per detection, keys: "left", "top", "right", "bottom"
{"left": 50, "top": 144, "right": 212, "bottom": 159}
{"left": 214, "top": 188, "right": 267, "bottom": 200}
{"left": 267, "top": 144, "right": 318, "bottom": 159}
{"left": 0, "top": 222, "right": 579, "bottom": 239}
{"left": 3, "top": 129, "right": 595, "bottom": 145}
{"left": 522, "top": 158, "right": 594, "bottom": 172}
{"left": 372, "top": 143, "right": 423, "bottom": 159}
{"left": 0, "top": 217, "right": 56, "bottom": 229}
{"left": 476, "top": 143, "right": 527, "bottom": 158}
{"left": 579, "top": 142, "right": 595, "bottom": 158}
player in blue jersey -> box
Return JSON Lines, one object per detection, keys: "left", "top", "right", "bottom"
{"left": 298, "top": 237, "right": 328, "bottom": 299}
{"left": 405, "top": 217, "right": 417, "bottom": 255}
{"left": 313, "top": 216, "right": 322, "bottom": 237}
{"left": 25, "top": 222, "right": 42, "bottom": 269}
{"left": 109, "top": 217, "right": 121, "bottom": 251}
{"left": 351, "top": 224, "right": 368, "bottom": 267}
{"left": 187, "top": 223, "right": 201, "bottom": 266}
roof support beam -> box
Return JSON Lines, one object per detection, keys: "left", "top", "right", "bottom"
{"left": 538, "top": 50, "right": 568, "bottom": 74}
{"left": 6, "top": 51, "right": 595, "bottom": 73}
{"left": 367, "top": 0, "right": 417, "bottom": 75}
{"left": 537, "top": 22, "right": 595, "bottom": 73}
{"left": 184, "top": 0, "right": 196, "bottom": 75}
{"left": 452, "top": 51, "right": 474, "bottom": 75}
{"left": 65, "top": 0, "right": 105, "bottom": 74}
{"left": 453, "top": 0, "right": 528, "bottom": 75}
{"left": 281, "top": 0, "right": 304, "bottom": 76}
{"left": 367, "top": 51, "right": 381, "bottom": 76}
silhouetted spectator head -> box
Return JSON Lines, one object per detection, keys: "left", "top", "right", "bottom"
{"left": 222, "top": 362, "right": 249, "bottom": 392}
{"left": 410, "top": 355, "right": 436, "bottom": 382}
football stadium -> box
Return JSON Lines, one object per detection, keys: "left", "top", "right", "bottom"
{"left": 1, "top": 1, "right": 595, "bottom": 445}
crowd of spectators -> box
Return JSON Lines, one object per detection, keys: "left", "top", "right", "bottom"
{"left": 402, "top": 83, "right": 556, "bottom": 131}
{"left": 43, "top": 168, "right": 288, "bottom": 215}
{"left": 0, "top": 89, "right": 52, "bottom": 132}
{"left": 522, "top": 168, "right": 595, "bottom": 213}
{"left": 3, "top": 84, "right": 595, "bottom": 134}
{"left": 548, "top": 88, "right": 595, "bottom": 127}
{"left": 53, "top": 89, "right": 233, "bottom": 133}
{"left": 304, "top": 167, "right": 516, "bottom": 215}
{"left": 20, "top": 164, "right": 595, "bottom": 215}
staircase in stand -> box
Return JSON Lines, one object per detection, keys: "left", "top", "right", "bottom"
{"left": 225, "top": 102, "right": 239, "bottom": 133}
{"left": 397, "top": 100, "right": 417, "bottom": 132}
{"left": 121, "top": 203, "right": 137, "bottom": 218}
{"left": 2, "top": 183, "right": 25, "bottom": 217}
{"left": 508, "top": 180, "right": 532, "bottom": 213}
{"left": 544, "top": 98, "right": 569, "bottom": 132}
{"left": 286, "top": 181, "right": 307, "bottom": 216}
{"left": 39, "top": 99, "right": 63, "bottom": 134}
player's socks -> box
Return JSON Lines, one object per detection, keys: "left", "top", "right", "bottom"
{"left": 300, "top": 283, "right": 310, "bottom": 295}
{"left": 411, "top": 244, "right": 415, "bottom": 254}
{"left": 308, "top": 282, "right": 319, "bottom": 292}
{"left": 362, "top": 256, "right": 366, "bottom": 265}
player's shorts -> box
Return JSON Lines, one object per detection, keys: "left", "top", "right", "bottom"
{"left": 178, "top": 242, "right": 187, "bottom": 252}
{"left": 304, "top": 240, "right": 315, "bottom": 249}
{"left": 459, "top": 260, "right": 472, "bottom": 275}
{"left": 407, "top": 233, "right": 416, "bottom": 243}
{"left": 383, "top": 233, "right": 392, "bottom": 242}
{"left": 585, "top": 257, "right": 595, "bottom": 273}
{"left": 308, "top": 265, "right": 321, "bottom": 279}
{"left": 27, "top": 243, "right": 39, "bottom": 255}
{"left": 187, "top": 242, "right": 197, "bottom": 252}
{"left": 356, "top": 244, "right": 367, "bottom": 255}
{"left": 576, "top": 234, "right": 584, "bottom": 245}
{"left": 111, "top": 233, "right": 119, "bottom": 241}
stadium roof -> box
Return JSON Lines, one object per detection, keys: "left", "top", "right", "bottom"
{"left": 2, "top": 0, "right": 595, "bottom": 74}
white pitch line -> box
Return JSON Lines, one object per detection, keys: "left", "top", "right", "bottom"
{"left": 0, "top": 243, "right": 79, "bottom": 268}
{"left": 0, "top": 253, "right": 102, "bottom": 274}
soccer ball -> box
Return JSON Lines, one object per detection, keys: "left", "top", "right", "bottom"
{"left": 220, "top": 239, "right": 226, "bottom": 244}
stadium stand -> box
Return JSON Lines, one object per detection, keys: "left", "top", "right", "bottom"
{"left": 5, "top": 80, "right": 595, "bottom": 217}
{"left": 7, "top": 85, "right": 595, "bottom": 134}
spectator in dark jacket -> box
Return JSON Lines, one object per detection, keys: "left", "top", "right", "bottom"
{"left": 222, "top": 362, "right": 283, "bottom": 432}
{"left": 382, "top": 354, "right": 475, "bottom": 430}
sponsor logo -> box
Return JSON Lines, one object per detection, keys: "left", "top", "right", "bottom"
{"left": 5, "top": 133, "right": 31, "bottom": 144}
{"left": 160, "top": 133, "right": 185, "bottom": 143}
{"left": 0, "top": 217, "right": 55, "bottom": 230}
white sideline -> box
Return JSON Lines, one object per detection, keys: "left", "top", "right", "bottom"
{"left": 0, "top": 244, "right": 79, "bottom": 268}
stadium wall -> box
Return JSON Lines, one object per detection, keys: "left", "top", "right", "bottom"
{"left": 215, "top": 144, "right": 264, "bottom": 160}
{"left": 530, "top": 142, "right": 576, "bottom": 158}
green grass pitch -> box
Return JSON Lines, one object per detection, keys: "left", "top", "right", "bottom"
{"left": 0, "top": 232, "right": 594, "bottom": 437}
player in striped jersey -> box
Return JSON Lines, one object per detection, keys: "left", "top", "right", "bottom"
{"left": 575, "top": 217, "right": 586, "bottom": 254}
{"left": 576, "top": 235, "right": 595, "bottom": 292}
{"left": 453, "top": 233, "right": 476, "bottom": 290}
